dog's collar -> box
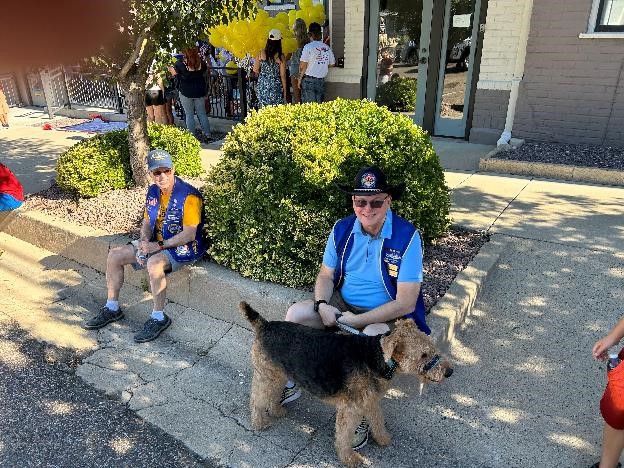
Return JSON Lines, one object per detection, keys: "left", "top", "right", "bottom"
{"left": 423, "top": 354, "right": 441, "bottom": 372}
{"left": 382, "top": 357, "right": 398, "bottom": 380}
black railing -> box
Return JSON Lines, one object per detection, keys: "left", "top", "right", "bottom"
{"left": 63, "top": 68, "right": 125, "bottom": 113}
{"left": 175, "top": 67, "right": 257, "bottom": 122}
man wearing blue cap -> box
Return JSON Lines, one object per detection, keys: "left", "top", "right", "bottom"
{"left": 83, "top": 149, "right": 206, "bottom": 343}
{"left": 281, "top": 165, "right": 427, "bottom": 450}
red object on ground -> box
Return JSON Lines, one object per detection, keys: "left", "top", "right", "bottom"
{"left": 0, "top": 163, "right": 24, "bottom": 201}
{"left": 42, "top": 123, "right": 53, "bottom": 130}
{"left": 601, "top": 348, "right": 624, "bottom": 429}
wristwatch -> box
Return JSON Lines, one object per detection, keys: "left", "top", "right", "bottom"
{"left": 157, "top": 240, "right": 165, "bottom": 250}
{"left": 314, "top": 299, "right": 327, "bottom": 314}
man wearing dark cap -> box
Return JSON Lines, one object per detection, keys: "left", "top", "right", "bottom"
{"left": 298, "top": 21, "right": 335, "bottom": 103}
{"left": 83, "top": 149, "right": 206, "bottom": 343}
{"left": 281, "top": 166, "right": 427, "bottom": 450}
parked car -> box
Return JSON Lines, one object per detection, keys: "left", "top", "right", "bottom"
{"left": 447, "top": 37, "right": 470, "bottom": 71}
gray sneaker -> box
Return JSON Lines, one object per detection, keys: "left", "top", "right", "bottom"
{"left": 83, "top": 307, "right": 124, "bottom": 330}
{"left": 352, "top": 418, "right": 370, "bottom": 451}
{"left": 133, "top": 314, "right": 172, "bottom": 343}
{"left": 280, "top": 384, "right": 301, "bottom": 405}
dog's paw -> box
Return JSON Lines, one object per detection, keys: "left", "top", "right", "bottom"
{"left": 269, "top": 405, "right": 287, "bottom": 419}
{"left": 251, "top": 413, "right": 272, "bottom": 431}
{"left": 372, "top": 429, "right": 391, "bottom": 446}
{"left": 339, "top": 451, "right": 366, "bottom": 466}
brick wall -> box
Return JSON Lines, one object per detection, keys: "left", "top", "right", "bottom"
{"left": 325, "top": 0, "right": 365, "bottom": 94}
{"left": 470, "top": 89, "right": 511, "bottom": 143}
{"left": 514, "top": 0, "right": 624, "bottom": 145}
{"left": 478, "top": 0, "right": 528, "bottom": 86}
{"left": 471, "top": 0, "right": 532, "bottom": 143}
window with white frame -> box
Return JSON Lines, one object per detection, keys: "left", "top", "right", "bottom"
{"left": 595, "top": 0, "right": 624, "bottom": 31}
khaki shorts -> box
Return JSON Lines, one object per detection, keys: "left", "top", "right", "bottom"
{"left": 329, "top": 290, "right": 396, "bottom": 331}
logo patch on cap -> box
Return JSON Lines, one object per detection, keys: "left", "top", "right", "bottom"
{"left": 361, "top": 172, "right": 377, "bottom": 189}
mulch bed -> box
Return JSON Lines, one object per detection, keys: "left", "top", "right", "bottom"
{"left": 495, "top": 142, "right": 624, "bottom": 170}
{"left": 24, "top": 183, "right": 489, "bottom": 311}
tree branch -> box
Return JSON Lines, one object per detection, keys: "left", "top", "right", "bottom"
{"left": 119, "top": 16, "right": 159, "bottom": 79}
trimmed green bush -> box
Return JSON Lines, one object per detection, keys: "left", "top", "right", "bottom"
{"left": 375, "top": 77, "right": 417, "bottom": 112}
{"left": 56, "top": 123, "right": 202, "bottom": 197}
{"left": 202, "top": 99, "right": 450, "bottom": 288}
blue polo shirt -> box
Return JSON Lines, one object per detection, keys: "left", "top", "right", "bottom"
{"left": 322, "top": 209, "right": 423, "bottom": 309}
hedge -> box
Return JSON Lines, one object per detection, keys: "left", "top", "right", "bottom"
{"left": 201, "top": 99, "right": 450, "bottom": 288}
{"left": 375, "top": 76, "right": 418, "bottom": 112}
{"left": 56, "top": 123, "right": 202, "bottom": 197}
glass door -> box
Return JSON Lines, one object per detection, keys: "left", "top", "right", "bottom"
{"left": 367, "top": 0, "right": 432, "bottom": 123}
{"left": 433, "top": 0, "right": 481, "bottom": 137}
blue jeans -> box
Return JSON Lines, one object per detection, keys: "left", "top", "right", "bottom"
{"left": 301, "top": 76, "right": 325, "bottom": 103}
{"left": 178, "top": 93, "right": 211, "bottom": 136}
{"left": 0, "top": 194, "right": 23, "bottom": 211}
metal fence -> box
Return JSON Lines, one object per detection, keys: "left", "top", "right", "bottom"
{"left": 63, "top": 68, "right": 125, "bottom": 113}
{"left": 36, "top": 66, "right": 256, "bottom": 121}
{"left": 0, "top": 74, "right": 21, "bottom": 107}
{"left": 175, "top": 67, "right": 257, "bottom": 122}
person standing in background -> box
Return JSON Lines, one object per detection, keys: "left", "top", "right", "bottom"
{"left": 298, "top": 22, "right": 335, "bottom": 104}
{"left": 253, "top": 29, "right": 288, "bottom": 108}
{"left": 288, "top": 19, "right": 309, "bottom": 104}
{"left": 169, "top": 47, "right": 212, "bottom": 142}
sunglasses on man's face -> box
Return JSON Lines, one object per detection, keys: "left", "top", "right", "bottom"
{"left": 151, "top": 168, "right": 172, "bottom": 177}
{"left": 353, "top": 195, "right": 389, "bottom": 209}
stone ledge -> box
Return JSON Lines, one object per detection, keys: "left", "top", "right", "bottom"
{"left": 479, "top": 158, "right": 624, "bottom": 187}
{"left": 1, "top": 208, "right": 498, "bottom": 352}
{"left": 427, "top": 235, "right": 507, "bottom": 352}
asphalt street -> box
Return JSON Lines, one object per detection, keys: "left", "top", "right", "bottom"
{"left": 0, "top": 311, "right": 211, "bottom": 468}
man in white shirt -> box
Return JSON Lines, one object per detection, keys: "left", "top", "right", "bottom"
{"left": 298, "top": 22, "right": 335, "bottom": 103}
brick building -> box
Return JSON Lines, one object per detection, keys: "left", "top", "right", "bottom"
{"left": 319, "top": 0, "right": 624, "bottom": 146}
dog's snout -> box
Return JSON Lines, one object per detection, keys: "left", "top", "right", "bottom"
{"left": 444, "top": 367, "right": 453, "bottom": 378}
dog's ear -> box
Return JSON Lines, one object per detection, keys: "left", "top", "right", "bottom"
{"left": 381, "top": 320, "right": 411, "bottom": 361}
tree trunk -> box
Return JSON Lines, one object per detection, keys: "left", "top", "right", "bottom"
{"left": 119, "top": 38, "right": 156, "bottom": 188}
{"left": 123, "top": 76, "right": 150, "bottom": 187}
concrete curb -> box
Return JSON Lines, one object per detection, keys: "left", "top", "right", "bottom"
{"left": 1, "top": 208, "right": 502, "bottom": 353}
{"left": 479, "top": 157, "right": 624, "bottom": 187}
{"left": 427, "top": 235, "right": 507, "bottom": 352}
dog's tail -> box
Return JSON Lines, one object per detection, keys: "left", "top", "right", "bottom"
{"left": 239, "top": 301, "right": 267, "bottom": 331}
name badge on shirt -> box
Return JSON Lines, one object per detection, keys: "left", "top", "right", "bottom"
{"left": 383, "top": 248, "right": 402, "bottom": 278}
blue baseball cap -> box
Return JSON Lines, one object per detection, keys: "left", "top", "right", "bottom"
{"left": 147, "top": 149, "right": 173, "bottom": 171}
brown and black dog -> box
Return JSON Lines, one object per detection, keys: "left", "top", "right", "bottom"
{"left": 240, "top": 301, "right": 452, "bottom": 466}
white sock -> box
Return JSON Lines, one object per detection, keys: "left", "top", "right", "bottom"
{"left": 151, "top": 310, "right": 165, "bottom": 321}
{"left": 286, "top": 379, "right": 295, "bottom": 389}
{"left": 105, "top": 300, "right": 119, "bottom": 312}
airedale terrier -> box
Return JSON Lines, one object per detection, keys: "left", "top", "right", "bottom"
{"left": 240, "top": 301, "right": 453, "bottom": 466}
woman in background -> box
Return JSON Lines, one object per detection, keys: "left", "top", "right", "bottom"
{"left": 288, "top": 19, "right": 309, "bottom": 104}
{"left": 253, "top": 29, "right": 287, "bottom": 108}
{"left": 145, "top": 70, "right": 167, "bottom": 124}
{"left": 169, "top": 47, "right": 211, "bottom": 141}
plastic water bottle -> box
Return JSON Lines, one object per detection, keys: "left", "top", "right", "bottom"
{"left": 607, "top": 351, "right": 621, "bottom": 372}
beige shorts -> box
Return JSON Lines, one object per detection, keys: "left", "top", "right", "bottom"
{"left": 329, "top": 290, "right": 396, "bottom": 331}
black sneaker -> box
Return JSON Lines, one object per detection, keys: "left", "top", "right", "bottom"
{"left": 133, "top": 314, "right": 172, "bottom": 343}
{"left": 352, "top": 418, "right": 370, "bottom": 451}
{"left": 280, "top": 384, "right": 301, "bottom": 405}
{"left": 83, "top": 306, "right": 124, "bottom": 330}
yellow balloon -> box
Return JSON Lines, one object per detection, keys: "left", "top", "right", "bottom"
{"left": 225, "top": 61, "right": 238, "bottom": 75}
{"left": 288, "top": 10, "right": 297, "bottom": 27}
{"left": 276, "top": 11, "right": 289, "bottom": 25}
{"left": 282, "top": 37, "right": 298, "bottom": 55}
{"left": 299, "top": 0, "right": 313, "bottom": 10}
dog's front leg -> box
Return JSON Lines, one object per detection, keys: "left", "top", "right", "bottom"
{"left": 335, "top": 404, "right": 366, "bottom": 466}
{"left": 367, "top": 399, "right": 391, "bottom": 446}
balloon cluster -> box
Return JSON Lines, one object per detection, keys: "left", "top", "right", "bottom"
{"left": 207, "top": 0, "right": 326, "bottom": 60}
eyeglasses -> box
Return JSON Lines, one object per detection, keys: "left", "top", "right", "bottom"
{"left": 353, "top": 195, "right": 389, "bottom": 209}
{"left": 151, "top": 168, "right": 171, "bottom": 176}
